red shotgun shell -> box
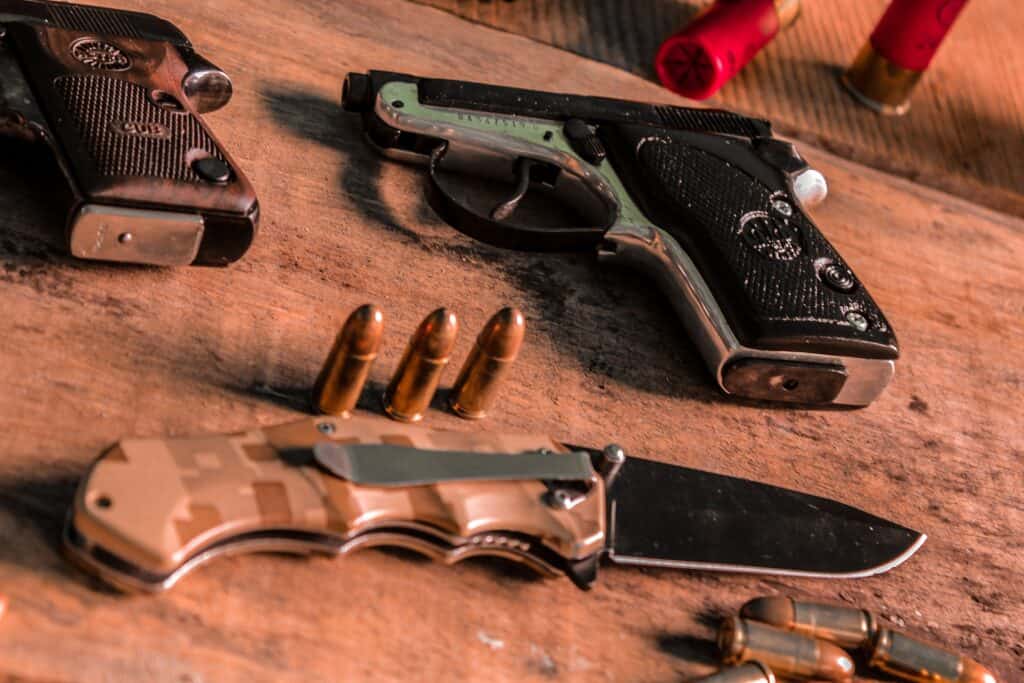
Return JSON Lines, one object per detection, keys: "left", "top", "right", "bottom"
{"left": 655, "top": 0, "right": 800, "bottom": 100}
{"left": 842, "top": 0, "right": 971, "bottom": 115}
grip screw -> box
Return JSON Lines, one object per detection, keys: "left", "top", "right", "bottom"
{"left": 192, "top": 157, "right": 231, "bottom": 183}
{"left": 822, "top": 263, "right": 857, "bottom": 293}
{"left": 846, "top": 311, "right": 869, "bottom": 331}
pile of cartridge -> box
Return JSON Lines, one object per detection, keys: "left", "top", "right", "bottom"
{"left": 691, "top": 596, "right": 996, "bottom": 683}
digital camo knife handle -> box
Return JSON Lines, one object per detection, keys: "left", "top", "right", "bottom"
{"left": 65, "top": 415, "right": 610, "bottom": 593}
{"left": 0, "top": 0, "right": 258, "bottom": 265}
{"left": 342, "top": 71, "right": 899, "bottom": 407}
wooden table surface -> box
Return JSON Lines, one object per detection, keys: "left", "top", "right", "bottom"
{"left": 0, "top": 1, "right": 1022, "bottom": 681}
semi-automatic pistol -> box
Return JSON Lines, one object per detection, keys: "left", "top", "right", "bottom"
{"left": 342, "top": 71, "right": 898, "bottom": 407}
{"left": 0, "top": 0, "right": 258, "bottom": 266}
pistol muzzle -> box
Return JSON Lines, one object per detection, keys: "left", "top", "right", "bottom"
{"left": 342, "top": 72, "right": 372, "bottom": 112}
{"left": 449, "top": 307, "right": 525, "bottom": 419}
{"left": 740, "top": 596, "right": 876, "bottom": 650}
{"left": 313, "top": 304, "right": 384, "bottom": 415}
{"left": 719, "top": 617, "right": 854, "bottom": 682}
{"left": 383, "top": 308, "right": 458, "bottom": 422}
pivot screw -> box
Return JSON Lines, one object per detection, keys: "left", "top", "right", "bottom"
{"left": 597, "top": 444, "right": 626, "bottom": 487}
{"left": 546, "top": 488, "right": 585, "bottom": 511}
{"left": 846, "top": 311, "right": 869, "bottom": 331}
{"left": 117, "top": 232, "right": 133, "bottom": 244}
{"left": 316, "top": 421, "right": 336, "bottom": 435}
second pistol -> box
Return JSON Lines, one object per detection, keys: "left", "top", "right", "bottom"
{"left": 0, "top": 0, "right": 259, "bottom": 266}
{"left": 341, "top": 71, "right": 897, "bottom": 407}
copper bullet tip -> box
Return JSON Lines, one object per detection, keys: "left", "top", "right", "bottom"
{"left": 412, "top": 308, "right": 459, "bottom": 360}
{"left": 740, "top": 597, "right": 795, "bottom": 627}
{"left": 346, "top": 305, "right": 385, "bottom": 355}
{"left": 314, "top": 304, "right": 384, "bottom": 416}
{"left": 476, "top": 307, "right": 526, "bottom": 358}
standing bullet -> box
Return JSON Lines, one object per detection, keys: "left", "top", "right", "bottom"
{"left": 869, "top": 628, "right": 998, "bottom": 683}
{"left": 383, "top": 308, "right": 458, "bottom": 422}
{"left": 449, "top": 307, "right": 525, "bottom": 420}
{"left": 740, "top": 596, "right": 877, "bottom": 651}
{"left": 719, "top": 617, "right": 855, "bottom": 682}
{"left": 313, "top": 304, "right": 384, "bottom": 416}
{"left": 688, "top": 661, "right": 776, "bottom": 683}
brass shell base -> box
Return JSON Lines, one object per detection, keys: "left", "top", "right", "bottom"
{"left": 382, "top": 392, "right": 425, "bottom": 423}
{"left": 841, "top": 43, "right": 923, "bottom": 116}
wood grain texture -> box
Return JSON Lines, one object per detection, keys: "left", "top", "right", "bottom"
{"left": 0, "top": 0, "right": 1021, "bottom": 681}
{"left": 411, "top": 0, "right": 1024, "bottom": 219}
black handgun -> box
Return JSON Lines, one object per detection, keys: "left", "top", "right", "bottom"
{"left": 342, "top": 71, "right": 898, "bottom": 407}
{"left": 0, "top": 0, "right": 258, "bottom": 266}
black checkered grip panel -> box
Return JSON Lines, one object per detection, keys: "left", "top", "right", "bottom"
{"left": 53, "top": 75, "right": 223, "bottom": 182}
{"left": 47, "top": 4, "right": 142, "bottom": 38}
{"left": 637, "top": 138, "right": 892, "bottom": 344}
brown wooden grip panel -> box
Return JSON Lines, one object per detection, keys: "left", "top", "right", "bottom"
{"left": 5, "top": 22, "right": 258, "bottom": 264}
{"left": 68, "top": 416, "right": 605, "bottom": 591}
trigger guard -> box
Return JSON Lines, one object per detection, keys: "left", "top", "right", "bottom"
{"left": 425, "top": 145, "right": 606, "bottom": 252}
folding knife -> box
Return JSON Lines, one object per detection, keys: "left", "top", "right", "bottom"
{"left": 64, "top": 416, "right": 925, "bottom": 592}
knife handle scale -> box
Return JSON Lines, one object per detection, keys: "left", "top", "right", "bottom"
{"left": 66, "top": 416, "right": 606, "bottom": 592}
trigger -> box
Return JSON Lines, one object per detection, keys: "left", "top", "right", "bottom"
{"left": 490, "top": 158, "right": 536, "bottom": 222}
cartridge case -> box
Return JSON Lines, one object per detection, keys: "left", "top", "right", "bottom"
{"left": 841, "top": 0, "right": 970, "bottom": 115}
{"left": 740, "top": 596, "right": 876, "bottom": 650}
{"left": 313, "top": 304, "right": 384, "bottom": 416}
{"left": 383, "top": 308, "right": 458, "bottom": 422}
{"left": 719, "top": 617, "right": 855, "bottom": 682}
{"left": 869, "top": 628, "right": 998, "bottom": 683}
{"left": 689, "top": 661, "right": 776, "bottom": 683}
{"left": 449, "top": 307, "right": 525, "bottom": 419}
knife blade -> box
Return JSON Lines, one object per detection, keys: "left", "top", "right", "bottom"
{"left": 606, "top": 457, "right": 924, "bottom": 578}
{"left": 63, "top": 415, "right": 924, "bottom": 593}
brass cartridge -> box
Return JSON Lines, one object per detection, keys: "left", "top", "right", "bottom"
{"left": 383, "top": 308, "right": 458, "bottom": 422}
{"left": 313, "top": 304, "right": 384, "bottom": 415}
{"left": 689, "top": 661, "right": 776, "bottom": 683}
{"left": 449, "top": 307, "right": 525, "bottom": 419}
{"left": 869, "top": 628, "right": 998, "bottom": 683}
{"left": 719, "top": 617, "right": 855, "bottom": 682}
{"left": 740, "top": 596, "right": 876, "bottom": 650}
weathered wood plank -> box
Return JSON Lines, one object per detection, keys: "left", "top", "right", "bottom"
{"left": 412, "top": 0, "right": 1024, "bottom": 219}
{"left": 0, "top": 1, "right": 1020, "bottom": 681}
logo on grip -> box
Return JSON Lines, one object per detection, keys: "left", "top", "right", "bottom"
{"left": 738, "top": 210, "right": 803, "bottom": 261}
{"left": 70, "top": 38, "right": 131, "bottom": 71}
{"left": 109, "top": 120, "right": 172, "bottom": 140}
